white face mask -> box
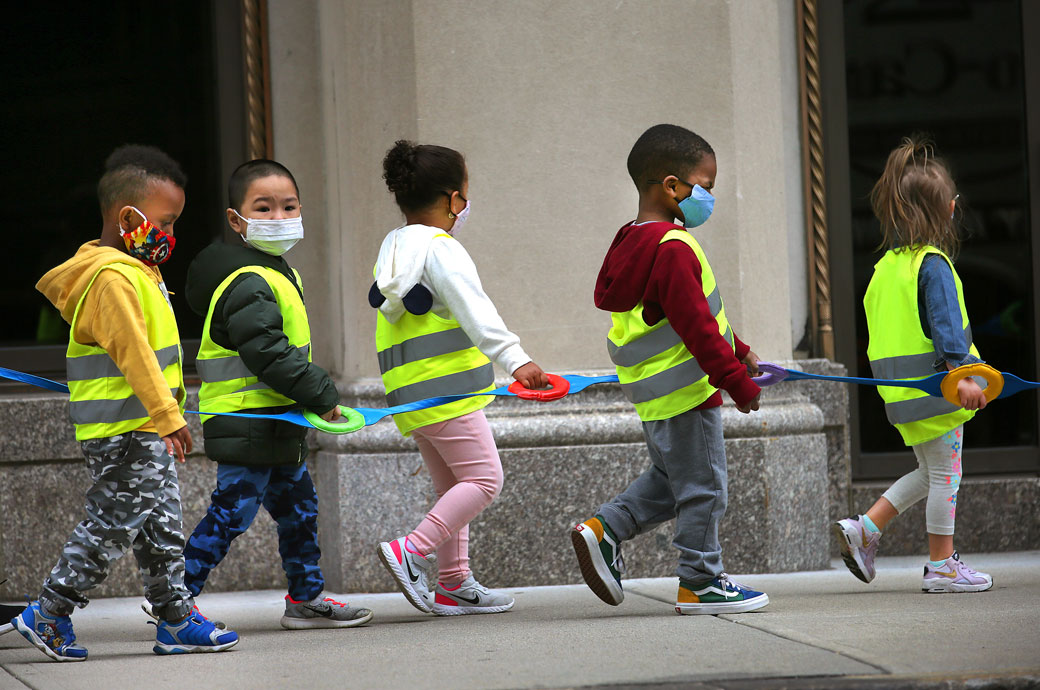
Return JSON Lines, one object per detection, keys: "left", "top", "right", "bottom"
{"left": 449, "top": 200, "right": 471, "bottom": 235}
{"left": 233, "top": 209, "right": 304, "bottom": 256}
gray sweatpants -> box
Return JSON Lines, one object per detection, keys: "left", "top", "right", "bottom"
{"left": 41, "top": 431, "right": 194, "bottom": 621}
{"left": 598, "top": 405, "right": 727, "bottom": 586}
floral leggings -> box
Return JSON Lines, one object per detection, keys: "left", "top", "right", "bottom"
{"left": 882, "top": 426, "right": 963, "bottom": 536}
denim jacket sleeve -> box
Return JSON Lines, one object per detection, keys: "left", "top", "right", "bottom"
{"left": 919, "top": 254, "right": 983, "bottom": 372}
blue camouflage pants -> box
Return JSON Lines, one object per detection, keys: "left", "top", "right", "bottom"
{"left": 183, "top": 462, "right": 323, "bottom": 602}
{"left": 41, "top": 432, "right": 194, "bottom": 621}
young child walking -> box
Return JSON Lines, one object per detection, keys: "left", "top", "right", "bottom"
{"left": 23, "top": 145, "right": 238, "bottom": 660}
{"left": 570, "top": 124, "right": 769, "bottom": 615}
{"left": 834, "top": 136, "right": 992, "bottom": 593}
{"left": 175, "top": 160, "right": 372, "bottom": 629}
{"left": 372, "top": 140, "right": 548, "bottom": 615}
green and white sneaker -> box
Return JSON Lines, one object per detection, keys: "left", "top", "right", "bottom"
{"left": 571, "top": 515, "right": 624, "bottom": 605}
{"left": 676, "top": 574, "right": 769, "bottom": 615}
{"left": 432, "top": 577, "right": 514, "bottom": 616}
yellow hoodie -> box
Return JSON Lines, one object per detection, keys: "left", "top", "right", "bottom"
{"left": 36, "top": 241, "right": 186, "bottom": 438}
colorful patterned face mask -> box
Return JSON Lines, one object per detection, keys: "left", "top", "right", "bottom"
{"left": 120, "top": 206, "right": 175, "bottom": 265}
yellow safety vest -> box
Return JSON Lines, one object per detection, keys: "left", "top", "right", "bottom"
{"left": 374, "top": 235, "right": 494, "bottom": 436}
{"left": 864, "top": 245, "right": 978, "bottom": 446}
{"left": 196, "top": 266, "right": 311, "bottom": 422}
{"left": 67, "top": 263, "right": 185, "bottom": 441}
{"left": 607, "top": 229, "right": 734, "bottom": 422}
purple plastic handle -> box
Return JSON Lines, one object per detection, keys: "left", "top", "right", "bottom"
{"left": 752, "top": 361, "right": 789, "bottom": 387}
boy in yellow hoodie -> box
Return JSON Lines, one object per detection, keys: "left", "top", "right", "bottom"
{"left": 21, "top": 145, "right": 239, "bottom": 661}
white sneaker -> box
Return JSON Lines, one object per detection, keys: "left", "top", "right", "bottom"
{"left": 377, "top": 537, "right": 434, "bottom": 613}
{"left": 431, "top": 577, "right": 514, "bottom": 616}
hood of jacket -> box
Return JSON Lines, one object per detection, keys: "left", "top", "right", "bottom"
{"left": 36, "top": 240, "right": 159, "bottom": 323}
{"left": 185, "top": 240, "right": 297, "bottom": 317}
{"left": 373, "top": 224, "right": 447, "bottom": 323}
{"left": 594, "top": 221, "right": 681, "bottom": 313}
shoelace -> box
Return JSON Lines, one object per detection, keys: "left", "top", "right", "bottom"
{"left": 717, "top": 573, "right": 745, "bottom": 592}
{"left": 612, "top": 550, "right": 626, "bottom": 575}
{"left": 322, "top": 597, "right": 347, "bottom": 608}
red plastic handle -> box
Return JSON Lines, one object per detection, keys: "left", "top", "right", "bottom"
{"left": 508, "top": 373, "right": 571, "bottom": 401}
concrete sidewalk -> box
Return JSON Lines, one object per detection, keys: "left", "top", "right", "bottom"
{"left": 1, "top": 551, "right": 1038, "bottom": 690}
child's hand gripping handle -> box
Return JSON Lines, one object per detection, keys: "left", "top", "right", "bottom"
{"left": 750, "top": 361, "right": 789, "bottom": 387}
{"left": 508, "top": 373, "right": 571, "bottom": 401}
{"left": 302, "top": 405, "right": 367, "bottom": 433}
{"left": 940, "top": 363, "right": 1003, "bottom": 407}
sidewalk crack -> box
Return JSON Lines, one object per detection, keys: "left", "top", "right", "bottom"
{"left": 719, "top": 616, "right": 891, "bottom": 675}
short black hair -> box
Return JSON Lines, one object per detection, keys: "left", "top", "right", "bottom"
{"left": 626, "top": 124, "right": 714, "bottom": 190}
{"left": 382, "top": 140, "right": 466, "bottom": 213}
{"left": 97, "top": 144, "right": 187, "bottom": 213}
{"left": 228, "top": 159, "right": 300, "bottom": 211}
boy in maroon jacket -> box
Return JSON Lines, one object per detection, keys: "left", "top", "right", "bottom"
{"left": 570, "top": 124, "right": 769, "bottom": 615}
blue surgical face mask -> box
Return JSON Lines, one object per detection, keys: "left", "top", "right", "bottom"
{"left": 678, "top": 184, "right": 715, "bottom": 228}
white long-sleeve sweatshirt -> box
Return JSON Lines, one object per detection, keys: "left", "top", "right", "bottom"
{"left": 374, "top": 224, "right": 532, "bottom": 376}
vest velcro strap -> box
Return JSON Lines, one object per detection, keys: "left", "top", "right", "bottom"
{"left": 621, "top": 357, "right": 707, "bottom": 404}
{"left": 198, "top": 345, "right": 310, "bottom": 383}
{"left": 377, "top": 328, "right": 475, "bottom": 375}
{"left": 68, "top": 387, "right": 181, "bottom": 425}
{"left": 385, "top": 363, "right": 494, "bottom": 406}
{"left": 67, "top": 344, "right": 181, "bottom": 382}
{"left": 608, "top": 325, "right": 682, "bottom": 367}
{"left": 885, "top": 395, "right": 961, "bottom": 425}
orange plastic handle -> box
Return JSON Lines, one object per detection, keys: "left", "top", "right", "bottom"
{"left": 940, "top": 363, "right": 1003, "bottom": 406}
{"left": 508, "top": 373, "right": 571, "bottom": 401}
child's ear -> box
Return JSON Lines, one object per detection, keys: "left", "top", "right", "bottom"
{"left": 115, "top": 205, "right": 138, "bottom": 233}
{"left": 660, "top": 175, "right": 681, "bottom": 200}
{"left": 226, "top": 208, "right": 246, "bottom": 236}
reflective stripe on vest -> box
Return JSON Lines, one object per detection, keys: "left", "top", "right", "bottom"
{"left": 196, "top": 266, "right": 312, "bottom": 421}
{"left": 66, "top": 262, "right": 185, "bottom": 441}
{"left": 373, "top": 235, "right": 494, "bottom": 435}
{"left": 864, "top": 246, "right": 978, "bottom": 445}
{"left": 607, "top": 229, "right": 733, "bottom": 422}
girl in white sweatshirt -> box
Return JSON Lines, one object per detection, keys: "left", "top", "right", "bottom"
{"left": 373, "top": 140, "right": 547, "bottom": 615}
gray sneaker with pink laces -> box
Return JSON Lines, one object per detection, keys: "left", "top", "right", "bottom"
{"left": 922, "top": 552, "right": 993, "bottom": 593}
{"left": 833, "top": 515, "right": 881, "bottom": 583}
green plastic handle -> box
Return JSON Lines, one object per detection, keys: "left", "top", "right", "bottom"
{"left": 301, "top": 405, "right": 366, "bottom": 434}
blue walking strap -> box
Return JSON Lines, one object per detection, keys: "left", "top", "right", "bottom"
{"left": 754, "top": 361, "right": 1039, "bottom": 405}
{"left": 0, "top": 366, "right": 621, "bottom": 435}
{"left": 6, "top": 360, "right": 1035, "bottom": 435}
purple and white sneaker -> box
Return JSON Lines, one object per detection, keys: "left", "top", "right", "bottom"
{"left": 832, "top": 516, "right": 880, "bottom": 583}
{"left": 922, "top": 552, "right": 992, "bottom": 593}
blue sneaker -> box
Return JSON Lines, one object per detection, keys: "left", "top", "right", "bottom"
{"left": 675, "top": 574, "right": 770, "bottom": 615}
{"left": 153, "top": 610, "right": 239, "bottom": 655}
{"left": 13, "top": 601, "right": 88, "bottom": 662}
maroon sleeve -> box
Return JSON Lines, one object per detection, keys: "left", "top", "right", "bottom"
{"left": 646, "top": 240, "right": 760, "bottom": 407}
{"left": 733, "top": 332, "right": 750, "bottom": 361}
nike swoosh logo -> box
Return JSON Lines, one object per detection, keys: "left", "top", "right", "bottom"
{"left": 404, "top": 555, "right": 421, "bottom": 583}
{"left": 934, "top": 570, "right": 957, "bottom": 578}
{"left": 449, "top": 591, "right": 481, "bottom": 605}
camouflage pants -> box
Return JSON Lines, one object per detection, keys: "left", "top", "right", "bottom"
{"left": 40, "top": 432, "right": 194, "bottom": 621}
{"left": 183, "top": 462, "right": 323, "bottom": 602}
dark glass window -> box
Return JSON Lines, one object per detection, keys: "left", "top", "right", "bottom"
{"left": 1, "top": 3, "right": 231, "bottom": 376}
{"left": 843, "top": 0, "right": 1037, "bottom": 458}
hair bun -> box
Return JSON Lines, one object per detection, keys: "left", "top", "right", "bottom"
{"left": 383, "top": 139, "right": 419, "bottom": 194}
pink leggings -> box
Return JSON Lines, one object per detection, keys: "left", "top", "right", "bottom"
{"left": 406, "top": 409, "right": 503, "bottom": 586}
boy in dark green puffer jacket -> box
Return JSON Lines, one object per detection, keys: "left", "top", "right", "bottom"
{"left": 173, "top": 160, "right": 372, "bottom": 631}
